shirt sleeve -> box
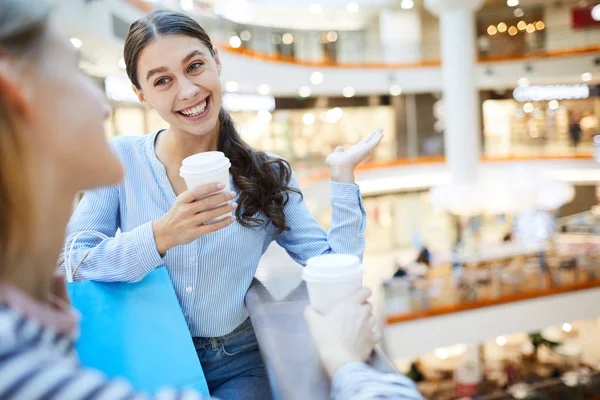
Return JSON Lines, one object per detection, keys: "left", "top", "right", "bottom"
{"left": 331, "top": 362, "right": 424, "bottom": 400}
{"left": 59, "top": 184, "right": 164, "bottom": 283}
{"left": 274, "top": 172, "right": 367, "bottom": 265}
{"left": 0, "top": 343, "right": 213, "bottom": 400}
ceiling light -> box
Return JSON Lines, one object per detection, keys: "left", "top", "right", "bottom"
{"left": 496, "top": 336, "right": 507, "bottom": 346}
{"left": 257, "top": 110, "right": 272, "bottom": 124}
{"left": 271, "top": 34, "right": 282, "bottom": 45}
{"left": 282, "top": 33, "right": 294, "bottom": 45}
{"left": 514, "top": 8, "right": 524, "bottom": 17}
{"left": 347, "top": 2, "right": 360, "bottom": 12}
{"left": 562, "top": 323, "right": 572, "bottom": 333}
{"left": 229, "top": 36, "right": 242, "bottom": 48}
{"left": 535, "top": 21, "right": 545, "bottom": 30}
{"left": 507, "top": 0, "right": 519, "bottom": 6}
{"left": 518, "top": 77, "right": 530, "bottom": 87}
{"left": 390, "top": 85, "right": 402, "bottom": 96}
{"left": 240, "top": 30, "right": 252, "bottom": 41}
{"left": 327, "top": 31, "right": 338, "bottom": 42}
{"left": 523, "top": 102, "right": 534, "bottom": 113}
{"left": 434, "top": 348, "right": 449, "bottom": 360}
{"left": 70, "top": 38, "right": 82, "bottom": 49}
{"left": 303, "top": 113, "right": 316, "bottom": 125}
{"left": 582, "top": 72, "right": 592, "bottom": 82}
{"left": 488, "top": 25, "right": 498, "bottom": 35}
{"left": 549, "top": 100, "right": 559, "bottom": 110}
{"left": 526, "top": 23, "right": 535, "bottom": 33}
{"left": 299, "top": 86, "right": 312, "bottom": 98}
{"left": 309, "top": 4, "right": 322, "bottom": 14}
{"left": 180, "top": 0, "right": 194, "bottom": 11}
{"left": 325, "top": 107, "right": 344, "bottom": 123}
{"left": 225, "top": 81, "right": 240, "bottom": 92}
{"left": 517, "top": 20, "right": 527, "bottom": 30}
{"left": 592, "top": 4, "right": 600, "bottom": 21}
{"left": 310, "top": 71, "right": 324, "bottom": 85}
{"left": 118, "top": 58, "right": 126, "bottom": 69}
{"left": 342, "top": 86, "right": 355, "bottom": 98}
{"left": 508, "top": 26, "right": 518, "bottom": 35}
{"left": 497, "top": 22, "right": 508, "bottom": 32}
{"left": 401, "top": 0, "right": 414, "bottom": 9}
{"left": 258, "top": 84, "right": 271, "bottom": 95}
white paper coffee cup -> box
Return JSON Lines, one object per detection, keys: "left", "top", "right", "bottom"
{"left": 302, "top": 254, "right": 364, "bottom": 313}
{"left": 180, "top": 151, "right": 232, "bottom": 222}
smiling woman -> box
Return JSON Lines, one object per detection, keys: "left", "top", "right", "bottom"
{"left": 124, "top": 10, "right": 299, "bottom": 234}
{"left": 63, "top": 8, "right": 382, "bottom": 400}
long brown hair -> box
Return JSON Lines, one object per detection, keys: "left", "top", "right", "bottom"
{"left": 0, "top": 0, "right": 51, "bottom": 269}
{"left": 124, "top": 10, "right": 300, "bottom": 234}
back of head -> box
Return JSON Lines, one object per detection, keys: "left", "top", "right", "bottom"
{"left": 0, "top": 0, "right": 51, "bottom": 267}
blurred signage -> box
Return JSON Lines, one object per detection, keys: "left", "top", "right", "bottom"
{"left": 513, "top": 84, "right": 590, "bottom": 102}
{"left": 223, "top": 93, "right": 276, "bottom": 112}
{"left": 571, "top": 5, "right": 600, "bottom": 29}
{"left": 105, "top": 76, "right": 139, "bottom": 103}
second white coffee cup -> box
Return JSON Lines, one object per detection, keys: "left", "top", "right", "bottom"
{"left": 302, "top": 254, "right": 364, "bottom": 313}
{"left": 180, "top": 151, "right": 232, "bottom": 222}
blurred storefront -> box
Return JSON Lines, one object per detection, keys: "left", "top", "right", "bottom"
{"left": 482, "top": 84, "right": 600, "bottom": 156}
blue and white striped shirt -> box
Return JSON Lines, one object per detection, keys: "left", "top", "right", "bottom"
{"left": 63, "top": 130, "right": 367, "bottom": 338}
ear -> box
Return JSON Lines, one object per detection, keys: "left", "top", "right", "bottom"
{"left": 213, "top": 48, "right": 222, "bottom": 76}
{"left": 0, "top": 58, "right": 33, "bottom": 119}
{"left": 132, "top": 85, "right": 153, "bottom": 109}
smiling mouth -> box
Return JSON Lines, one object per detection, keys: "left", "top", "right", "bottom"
{"left": 177, "top": 96, "right": 210, "bottom": 117}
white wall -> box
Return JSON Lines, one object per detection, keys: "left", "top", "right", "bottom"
{"left": 379, "top": 10, "right": 422, "bottom": 63}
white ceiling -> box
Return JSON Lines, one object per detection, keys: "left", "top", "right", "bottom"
{"left": 213, "top": 0, "right": 390, "bottom": 30}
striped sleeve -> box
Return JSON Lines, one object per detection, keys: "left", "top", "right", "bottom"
{"left": 331, "top": 363, "right": 424, "bottom": 400}
{"left": 59, "top": 184, "right": 164, "bottom": 283}
{"left": 274, "top": 173, "right": 367, "bottom": 265}
{"left": 0, "top": 345, "right": 212, "bottom": 400}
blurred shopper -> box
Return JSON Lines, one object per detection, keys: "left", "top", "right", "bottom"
{"left": 569, "top": 112, "right": 582, "bottom": 151}
{"left": 393, "top": 247, "right": 431, "bottom": 279}
{"left": 62, "top": 9, "right": 383, "bottom": 400}
{"left": 0, "top": 1, "right": 427, "bottom": 399}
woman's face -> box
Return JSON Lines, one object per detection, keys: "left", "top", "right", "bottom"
{"left": 1, "top": 26, "right": 123, "bottom": 194}
{"left": 133, "top": 35, "right": 223, "bottom": 137}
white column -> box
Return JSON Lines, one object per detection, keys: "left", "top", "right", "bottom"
{"left": 425, "top": 0, "right": 482, "bottom": 185}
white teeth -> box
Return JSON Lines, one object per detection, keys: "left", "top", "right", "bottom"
{"left": 181, "top": 100, "right": 207, "bottom": 116}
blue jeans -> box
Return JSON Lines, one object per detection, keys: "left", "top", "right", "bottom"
{"left": 193, "top": 318, "right": 273, "bottom": 400}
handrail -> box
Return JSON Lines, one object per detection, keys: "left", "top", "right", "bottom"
{"left": 297, "top": 153, "right": 594, "bottom": 186}
{"left": 216, "top": 40, "right": 600, "bottom": 70}
{"left": 385, "top": 277, "right": 600, "bottom": 325}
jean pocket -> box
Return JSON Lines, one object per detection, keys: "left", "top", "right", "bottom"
{"left": 221, "top": 325, "right": 259, "bottom": 356}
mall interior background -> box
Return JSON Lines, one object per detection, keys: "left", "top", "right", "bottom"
{"left": 57, "top": 0, "right": 600, "bottom": 398}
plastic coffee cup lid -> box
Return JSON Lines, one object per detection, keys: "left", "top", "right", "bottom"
{"left": 302, "top": 254, "right": 363, "bottom": 282}
{"left": 180, "top": 151, "right": 231, "bottom": 176}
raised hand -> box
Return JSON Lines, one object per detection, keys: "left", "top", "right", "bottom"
{"left": 325, "top": 129, "right": 384, "bottom": 183}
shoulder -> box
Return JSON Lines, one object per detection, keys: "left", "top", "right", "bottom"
{"left": 109, "top": 132, "right": 156, "bottom": 165}
{"left": 109, "top": 133, "right": 147, "bottom": 154}
{"left": 262, "top": 152, "right": 294, "bottom": 174}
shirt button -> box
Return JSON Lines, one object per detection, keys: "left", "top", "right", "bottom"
{"left": 186, "top": 286, "right": 193, "bottom": 293}
{"left": 184, "top": 313, "right": 188, "bottom": 317}
{"left": 189, "top": 256, "right": 195, "bottom": 262}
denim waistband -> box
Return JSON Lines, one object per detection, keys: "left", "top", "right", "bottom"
{"left": 193, "top": 317, "right": 253, "bottom": 348}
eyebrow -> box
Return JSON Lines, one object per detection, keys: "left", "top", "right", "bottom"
{"left": 145, "top": 50, "right": 207, "bottom": 82}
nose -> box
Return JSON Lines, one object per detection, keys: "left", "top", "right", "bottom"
{"left": 178, "top": 77, "right": 200, "bottom": 101}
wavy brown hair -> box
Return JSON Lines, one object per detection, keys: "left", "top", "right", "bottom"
{"left": 124, "top": 10, "right": 300, "bottom": 234}
{"left": 0, "top": 0, "right": 50, "bottom": 269}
